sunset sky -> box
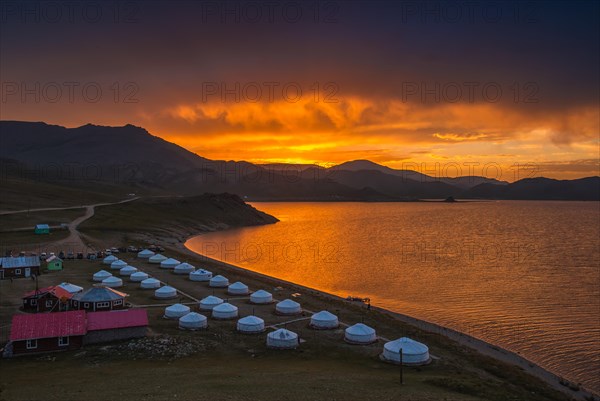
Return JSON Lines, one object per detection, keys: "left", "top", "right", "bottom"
{"left": 1, "top": 0, "right": 598, "bottom": 180}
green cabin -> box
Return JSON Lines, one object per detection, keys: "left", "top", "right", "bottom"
{"left": 34, "top": 224, "right": 50, "bottom": 234}
{"left": 46, "top": 255, "right": 63, "bottom": 271}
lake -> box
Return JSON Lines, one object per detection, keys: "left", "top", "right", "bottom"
{"left": 186, "top": 201, "right": 600, "bottom": 393}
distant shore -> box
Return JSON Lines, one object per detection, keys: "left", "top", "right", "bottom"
{"left": 178, "top": 234, "right": 597, "bottom": 401}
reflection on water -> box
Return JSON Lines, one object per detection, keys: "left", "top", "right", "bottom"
{"left": 186, "top": 201, "right": 600, "bottom": 393}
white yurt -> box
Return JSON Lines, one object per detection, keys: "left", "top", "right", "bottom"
{"left": 250, "top": 289, "right": 273, "bottom": 304}
{"left": 275, "top": 299, "right": 302, "bottom": 315}
{"left": 137, "top": 249, "right": 155, "bottom": 259}
{"left": 227, "top": 281, "right": 249, "bottom": 295}
{"left": 110, "top": 259, "right": 127, "bottom": 270}
{"left": 310, "top": 311, "right": 339, "bottom": 329}
{"left": 345, "top": 323, "right": 377, "bottom": 344}
{"left": 160, "top": 258, "right": 180, "bottom": 269}
{"left": 93, "top": 270, "right": 112, "bottom": 282}
{"left": 237, "top": 315, "right": 265, "bottom": 333}
{"left": 164, "top": 303, "right": 190, "bottom": 319}
{"left": 212, "top": 302, "right": 238, "bottom": 320}
{"left": 173, "top": 262, "right": 195, "bottom": 275}
{"left": 209, "top": 275, "right": 229, "bottom": 288}
{"left": 148, "top": 253, "right": 168, "bottom": 264}
{"left": 119, "top": 265, "right": 138, "bottom": 276}
{"left": 140, "top": 277, "right": 161, "bottom": 289}
{"left": 130, "top": 271, "right": 149, "bottom": 282}
{"left": 189, "top": 269, "right": 213, "bottom": 282}
{"left": 57, "top": 282, "right": 83, "bottom": 294}
{"left": 382, "top": 337, "right": 430, "bottom": 365}
{"left": 102, "top": 276, "right": 123, "bottom": 288}
{"left": 266, "top": 329, "right": 299, "bottom": 349}
{"left": 179, "top": 312, "right": 208, "bottom": 330}
{"left": 199, "top": 295, "right": 224, "bottom": 311}
{"left": 155, "top": 286, "right": 177, "bottom": 299}
{"left": 103, "top": 254, "right": 118, "bottom": 265}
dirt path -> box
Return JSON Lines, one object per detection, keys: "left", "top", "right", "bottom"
{"left": 21, "top": 197, "right": 139, "bottom": 253}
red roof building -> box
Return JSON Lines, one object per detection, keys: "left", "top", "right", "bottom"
{"left": 84, "top": 309, "right": 148, "bottom": 344}
{"left": 9, "top": 310, "right": 87, "bottom": 355}
{"left": 22, "top": 286, "right": 74, "bottom": 313}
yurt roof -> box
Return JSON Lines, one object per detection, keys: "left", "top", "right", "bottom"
{"left": 111, "top": 259, "right": 127, "bottom": 266}
{"left": 149, "top": 254, "right": 167, "bottom": 261}
{"left": 201, "top": 295, "right": 223, "bottom": 304}
{"left": 238, "top": 315, "right": 264, "bottom": 325}
{"left": 180, "top": 312, "right": 206, "bottom": 322}
{"left": 166, "top": 303, "right": 190, "bottom": 312}
{"left": 312, "top": 310, "right": 337, "bottom": 321}
{"left": 138, "top": 249, "right": 154, "bottom": 255}
{"left": 213, "top": 302, "right": 237, "bottom": 312}
{"left": 162, "top": 258, "right": 180, "bottom": 264}
{"left": 141, "top": 278, "right": 160, "bottom": 284}
{"left": 94, "top": 270, "right": 111, "bottom": 277}
{"left": 229, "top": 281, "right": 248, "bottom": 289}
{"left": 103, "top": 276, "right": 122, "bottom": 283}
{"left": 346, "top": 323, "right": 375, "bottom": 335}
{"left": 155, "top": 286, "right": 176, "bottom": 294}
{"left": 277, "top": 299, "right": 300, "bottom": 308}
{"left": 211, "top": 275, "right": 227, "bottom": 281}
{"left": 57, "top": 282, "right": 83, "bottom": 293}
{"left": 268, "top": 328, "right": 297, "bottom": 339}
{"left": 175, "top": 262, "right": 194, "bottom": 269}
{"left": 103, "top": 255, "right": 117, "bottom": 262}
{"left": 252, "top": 289, "right": 271, "bottom": 297}
{"left": 384, "top": 337, "right": 429, "bottom": 354}
{"left": 73, "top": 286, "right": 127, "bottom": 302}
{"left": 130, "top": 272, "right": 148, "bottom": 278}
{"left": 120, "top": 265, "right": 137, "bottom": 272}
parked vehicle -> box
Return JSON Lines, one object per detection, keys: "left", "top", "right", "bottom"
{"left": 127, "top": 246, "right": 138, "bottom": 253}
{"left": 118, "top": 247, "right": 127, "bottom": 253}
{"left": 66, "top": 252, "right": 75, "bottom": 260}
{"left": 110, "top": 247, "right": 119, "bottom": 254}
{"left": 157, "top": 246, "right": 165, "bottom": 252}
{"left": 77, "top": 252, "right": 84, "bottom": 259}
{"left": 40, "top": 252, "right": 47, "bottom": 260}
{"left": 59, "top": 251, "right": 65, "bottom": 259}
{"left": 105, "top": 249, "right": 112, "bottom": 255}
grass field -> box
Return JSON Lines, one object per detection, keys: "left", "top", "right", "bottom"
{"left": 0, "top": 251, "right": 570, "bottom": 401}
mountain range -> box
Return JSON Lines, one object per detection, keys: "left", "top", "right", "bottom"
{"left": 1, "top": 121, "right": 598, "bottom": 201}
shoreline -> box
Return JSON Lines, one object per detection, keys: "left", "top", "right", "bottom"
{"left": 175, "top": 234, "right": 598, "bottom": 400}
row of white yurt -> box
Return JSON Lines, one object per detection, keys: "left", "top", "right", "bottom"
{"left": 155, "top": 285, "right": 177, "bottom": 299}
{"left": 250, "top": 290, "right": 272, "bottom": 304}
{"left": 267, "top": 329, "right": 298, "bottom": 349}
{"left": 212, "top": 302, "right": 238, "bottom": 319}
{"left": 382, "top": 337, "right": 430, "bottom": 365}
{"left": 345, "top": 323, "right": 377, "bottom": 344}
{"left": 130, "top": 271, "right": 149, "bottom": 282}
{"left": 102, "top": 276, "right": 123, "bottom": 288}
{"left": 209, "top": 275, "right": 229, "bottom": 288}
{"left": 160, "top": 258, "right": 180, "bottom": 269}
{"left": 237, "top": 315, "right": 265, "bottom": 333}
{"left": 275, "top": 299, "right": 301, "bottom": 315}
{"left": 57, "top": 282, "right": 83, "bottom": 294}
{"left": 174, "top": 263, "right": 194, "bottom": 274}
{"left": 110, "top": 259, "right": 127, "bottom": 270}
{"left": 199, "top": 295, "right": 223, "bottom": 310}
{"left": 228, "top": 281, "right": 248, "bottom": 295}
{"left": 103, "top": 254, "right": 118, "bottom": 265}
{"left": 140, "top": 278, "right": 161, "bottom": 289}
{"left": 165, "top": 303, "right": 190, "bottom": 318}
{"left": 189, "top": 269, "right": 212, "bottom": 281}
{"left": 149, "top": 253, "right": 168, "bottom": 264}
{"left": 93, "top": 270, "right": 112, "bottom": 282}
{"left": 179, "top": 312, "right": 208, "bottom": 330}
{"left": 310, "top": 311, "right": 339, "bottom": 329}
{"left": 119, "top": 265, "right": 138, "bottom": 276}
{"left": 137, "top": 249, "right": 155, "bottom": 258}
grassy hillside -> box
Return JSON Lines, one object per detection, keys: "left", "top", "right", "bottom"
{"left": 79, "top": 193, "right": 279, "bottom": 243}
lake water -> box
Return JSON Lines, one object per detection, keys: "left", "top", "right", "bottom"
{"left": 186, "top": 201, "right": 600, "bottom": 393}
